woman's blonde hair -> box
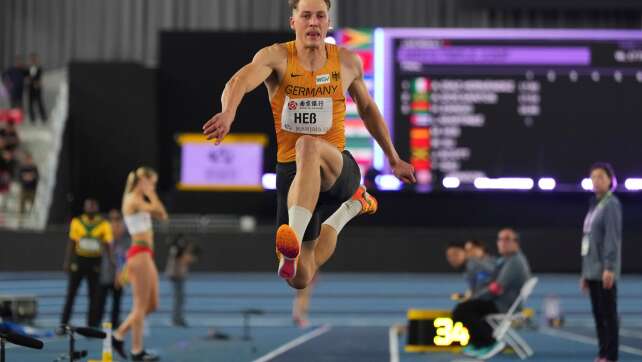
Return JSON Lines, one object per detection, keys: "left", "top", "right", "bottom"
{"left": 123, "top": 166, "right": 157, "bottom": 202}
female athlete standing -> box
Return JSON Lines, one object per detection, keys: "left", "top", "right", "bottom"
{"left": 112, "top": 167, "right": 167, "bottom": 361}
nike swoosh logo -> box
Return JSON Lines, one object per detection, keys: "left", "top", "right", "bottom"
{"left": 291, "top": 73, "right": 303, "bottom": 77}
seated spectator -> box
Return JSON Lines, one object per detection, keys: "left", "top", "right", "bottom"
{"left": 0, "top": 145, "right": 14, "bottom": 210}
{"left": 464, "top": 239, "right": 495, "bottom": 295}
{"left": 18, "top": 153, "right": 38, "bottom": 214}
{"left": 3, "top": 122, "right": 19, "bottom": 152}
{"left": 445, "top": 242, "right": 495, "bottom": 301}
{"left": 446, "top": 243, "right": 466, "bottom": 271}
{"left": 465, "top": 239, "right": 490, "bottom": 259}
{"left": 0, "top": 148, "right": 17, "bottom": 174}
{"left": 452, "top": 228, "right": 532, "bottom": 359}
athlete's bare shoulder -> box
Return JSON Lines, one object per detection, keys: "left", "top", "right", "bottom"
{"left": 253, "top": 43, "right": 288, "bottom": 69}
{"left": 256, "top": 43, "right": 288, "bottom": 92}
{"left": 337, "top": 47, "right": 363, "bottom": 75}
{"left": 337, "top": 47, "right": 363, "bottom": 91}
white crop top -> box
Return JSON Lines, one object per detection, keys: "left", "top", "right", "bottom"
{"left": 124, "top": 212, "right": 152, "bottom": 234}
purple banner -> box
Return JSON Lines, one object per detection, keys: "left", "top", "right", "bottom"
{"left": 397, "top": 46, "right": 590, "bottom": 65}
{"left": 180, "top": 143, "right": 263, "bottom": 187}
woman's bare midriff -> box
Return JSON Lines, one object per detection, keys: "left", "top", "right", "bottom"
{"left": 131, "top": 231, "right": 154, "bottom": 249}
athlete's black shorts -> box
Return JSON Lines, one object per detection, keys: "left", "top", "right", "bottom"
{"left": 276, "top": 150, "right": 361, "bottom": 242}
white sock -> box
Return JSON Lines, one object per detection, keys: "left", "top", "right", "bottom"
{"left": 288, "top": 205, "right": 312, "bottom": 242}
{"left": 322, "top": 199, "right": 361, "bottom": 235}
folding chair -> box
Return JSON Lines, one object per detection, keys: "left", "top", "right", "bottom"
{"left": 485, "top": 277, "right": 538, "bottom": 359}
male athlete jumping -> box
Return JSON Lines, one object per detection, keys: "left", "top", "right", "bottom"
{"left": 203, "top": 0, "right": 415, "bottom": 289}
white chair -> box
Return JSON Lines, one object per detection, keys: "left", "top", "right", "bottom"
{"left": 485, "top": 277, "right": 538, "bottom": 360}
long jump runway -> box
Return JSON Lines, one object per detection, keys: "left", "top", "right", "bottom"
{"left": 1, "top": 273, "right": 641, "bottom": 361}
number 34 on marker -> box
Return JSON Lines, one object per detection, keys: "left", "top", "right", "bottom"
{"left": 433, "top": 317, "right": 470, "bottom": 346}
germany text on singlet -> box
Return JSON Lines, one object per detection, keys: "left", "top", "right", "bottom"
{"left": 270, "top": 41, "right": 346, "bottom": 163}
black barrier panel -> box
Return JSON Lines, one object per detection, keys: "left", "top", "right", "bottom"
{"left": 1, "top": 226, "right": 641, "bottom": 273}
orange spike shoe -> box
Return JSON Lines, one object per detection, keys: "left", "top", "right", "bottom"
{"left": 351, "top": 185, "right": 378, "bottom": 215}
{"left": 276, "top": 224, "right": 300, "bottom": 279}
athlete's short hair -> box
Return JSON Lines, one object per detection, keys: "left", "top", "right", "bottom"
{"left": 288, "top": 0, "right": 331, "bottom": 11}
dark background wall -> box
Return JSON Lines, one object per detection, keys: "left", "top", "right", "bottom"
{"left": 157, "top": 31, "right": 292, "bottom": 191}
{"left": 51, "top": 62, "right": 159, "bottom": 221}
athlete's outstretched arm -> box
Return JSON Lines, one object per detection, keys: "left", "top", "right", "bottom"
{"left": 203, "top": 46, "right": 278, "bottom": 144}
{"left": 346, "top": 51, "right": 416, "bottom": 184}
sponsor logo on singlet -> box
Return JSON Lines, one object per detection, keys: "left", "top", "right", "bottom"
{"left": 316, "top": 74, "right": 330, "bottom": 85}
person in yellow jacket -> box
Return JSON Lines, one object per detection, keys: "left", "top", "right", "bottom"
{"left": 60, "top": 198, "right": 114, "bottom": 328}
{"left": 202, "top": 0, "right": 415, "bottom": 290}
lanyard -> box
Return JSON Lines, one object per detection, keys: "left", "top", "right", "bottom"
{"left": 583, "top": 192, "right": 612, "bottom": 234}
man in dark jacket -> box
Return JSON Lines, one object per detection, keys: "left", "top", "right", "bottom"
{"left": 453, "top": 228, "right": 532, "bottom": 359}
{"left": 2, "top": 56, "right": 27, "bottom": 109}
{"left": 27, "top": 53, "right": 47, "bottom": 123}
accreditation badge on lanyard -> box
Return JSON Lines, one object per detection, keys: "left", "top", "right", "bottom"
{"left": 581, "top": 236, "right": 590, "bottom": 256}
{"left": 581, "top": 192, "right": 612, "bottom": 256}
